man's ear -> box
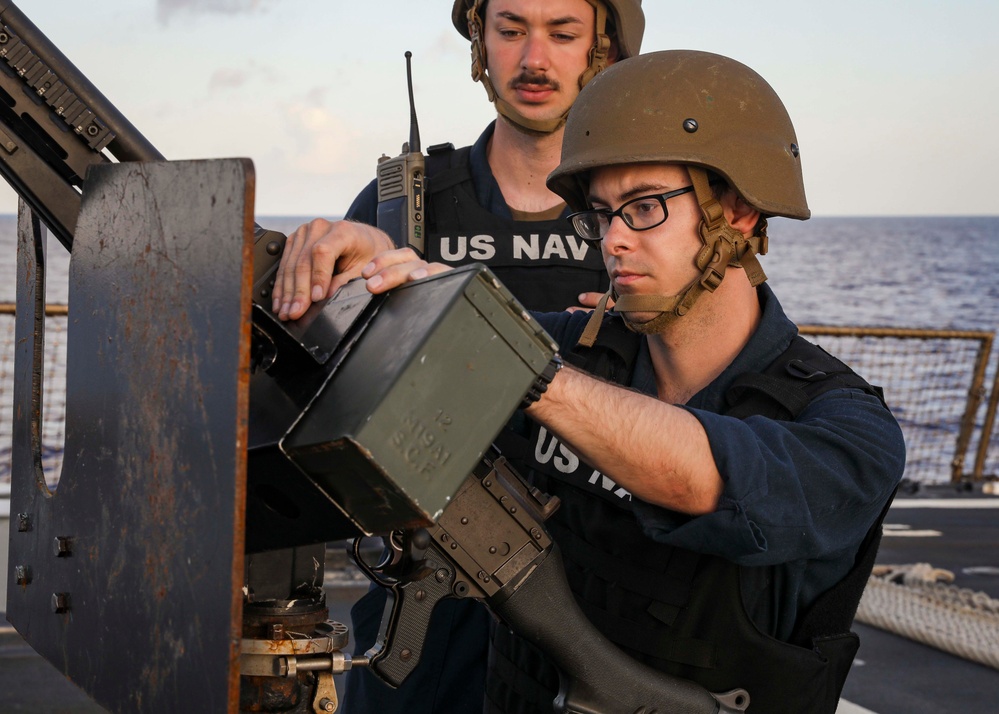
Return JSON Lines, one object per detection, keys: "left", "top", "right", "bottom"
{"left": 720, "top": 191, "right": 760, "bottom": 237}
{"left": 606, "top": 38, "right": 620, "bottom": 63}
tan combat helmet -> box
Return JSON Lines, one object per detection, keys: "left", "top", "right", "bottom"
{"left": 451, "top": 0, "right": 646, "bottom": 134}
{"left": 546, "top": 50, "right": 810, "bottom": 342}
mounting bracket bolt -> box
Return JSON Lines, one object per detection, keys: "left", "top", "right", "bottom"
{"left": 52, "top": 593, "right": 71, "bottom": 614}
{"left": 14, "top": 565, "right": 31, "bottom": 586}
{"left": 53, "top": 536, "right": 74, "bottom": 557}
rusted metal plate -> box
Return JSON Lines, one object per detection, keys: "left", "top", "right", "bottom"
{"left": 6, "top": 159, "right": 253, "bottom": 713}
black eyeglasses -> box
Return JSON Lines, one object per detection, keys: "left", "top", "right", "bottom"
{"left": 568, "top": 186, "right": 696, "bottom": 244}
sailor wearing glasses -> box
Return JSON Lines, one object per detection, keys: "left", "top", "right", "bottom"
{"left": 361, "top": 50, "right": 905, "bottom": 714}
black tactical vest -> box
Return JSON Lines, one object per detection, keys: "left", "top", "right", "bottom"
{"left": 487, "top": 316, "right": 891, "bottom": 714}
{"left": 424, "top": 145, "right": 608, "bottom": 313}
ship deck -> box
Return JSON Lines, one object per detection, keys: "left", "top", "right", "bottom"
{"left": 2, "top": 490, "right": 998, "bottom": 713}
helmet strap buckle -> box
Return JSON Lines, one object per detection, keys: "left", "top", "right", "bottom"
{"left": 695, "top": 236, "right": 732, "bottom": 293}
{"left": 690, "top": 166, "right": 768, "bottom": 291}
{"left": 579, "top": 1, "right": 611, "bottom": 87}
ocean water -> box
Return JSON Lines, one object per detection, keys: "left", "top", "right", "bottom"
{"left": 1, "top": 214, "right": 997, "bottom": 484}
{"left": 763, "top": 216, "right": 998, "bottom": 333}
{"left": 2, "top": 214, "right": 995, "bottom": 331}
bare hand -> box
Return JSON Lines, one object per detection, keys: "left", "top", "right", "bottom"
{"left": 272, "top": 218, "right": 394, "bottom": 321}
{"left": 565, "top": 291, "right": 616, "bottom": 313}
{"left": 361, "top": 248, "right": 453, "bottom": 294}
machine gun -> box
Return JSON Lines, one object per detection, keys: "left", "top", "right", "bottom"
{"left": 0, "top": 3, "right": 748, "bottom": 712}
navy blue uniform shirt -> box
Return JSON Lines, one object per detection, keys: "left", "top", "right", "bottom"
{"left": 533, "top": 284, "right": 905, "bottom": 640}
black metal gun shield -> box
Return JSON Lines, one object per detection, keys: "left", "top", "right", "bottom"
{"left": 7, "top": 159, "right": 253, "bottom": 713}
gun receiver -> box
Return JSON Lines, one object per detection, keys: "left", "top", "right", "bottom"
{"left": 376, "top": 51, "right": 426, "bottom": 253}
{"left": 245, "top": 265, "right": 557, "bottom": 552}
{"left": 360, "top": 451, "right": 750, "bottom": 714}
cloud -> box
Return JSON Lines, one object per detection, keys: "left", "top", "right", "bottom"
{"left": 206, "top": 60, "right": 281, "bottom": 95}
{"left": 156, "top": 0, "right": 276, "bottom": 23}
{"left": 208, "top": 67, "right": 250, "bottom": 92}
{"left": 283, "top": 96, "right": 362, "bottom": 176}
{"left": 427, "top": 29, "right": 467, "bottom": 59}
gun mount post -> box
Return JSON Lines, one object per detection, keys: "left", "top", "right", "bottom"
{"left": 7, "top": 159, "right": 255, "bottom": 713}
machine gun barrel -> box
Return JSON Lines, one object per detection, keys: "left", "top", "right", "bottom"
{"left": 0, "top": 1, "right": 289, "bottom": 305}
{"left": 492, "top": 544, "right": 748, "bottom": 714}
{"left": 0, "top": 1, "right": 163, "bottom": 163}
{"left": 0, "top": 1, "right": 164, "bottom": 250}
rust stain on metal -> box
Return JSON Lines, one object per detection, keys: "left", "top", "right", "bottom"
{"left": 8, "top": 159, "right": 256, "bottom": 713}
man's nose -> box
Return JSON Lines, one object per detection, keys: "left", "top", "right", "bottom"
{"left": 602, "top": 215, "right": 635, "bottom": 254}
{"left": 522, "top": 34, "right": 551, "bottom": 71}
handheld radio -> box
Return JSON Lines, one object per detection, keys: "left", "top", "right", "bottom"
{"left": 376, "top": 51, "right": 426, "bottom": 254}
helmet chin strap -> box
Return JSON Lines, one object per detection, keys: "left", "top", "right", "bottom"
{"left": 465, "top": 0, "right": 611, "bottom": 136}
{"left": 576, "top": 167, "right": 769, "bottom": 348}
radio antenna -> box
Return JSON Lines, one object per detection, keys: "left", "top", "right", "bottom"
{"left": 405, "top": 51, "right": 421, "bottom": 153}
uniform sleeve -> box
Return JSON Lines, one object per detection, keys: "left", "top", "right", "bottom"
{"left": 632, "top": 389, "right": 906, "bottom": 567}
{"left": 344, "top": 178, "right": 378, "bottom": 225}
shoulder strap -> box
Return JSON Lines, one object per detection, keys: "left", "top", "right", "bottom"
{"left": 424, "top": 144, "right": 473, "bottom": 235}
{"left": 725, "top": 335, "right": 886, "bottom": 420}
{"left": 566, "top": 314, "right": 642, "bottom": 386}
{"left": 425, "top": 144, "right": 473, "bottom": 195}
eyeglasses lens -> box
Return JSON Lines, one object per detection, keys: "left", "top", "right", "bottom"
{"left": 571, "top": 213, "right": 607, "bottom": 242}
{"left": 623, "top": 198, "right": 666, "bottom": 231}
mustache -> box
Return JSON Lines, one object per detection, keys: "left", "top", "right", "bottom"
{"left": 509, "top": 72, "right": 561, "bottom": 91}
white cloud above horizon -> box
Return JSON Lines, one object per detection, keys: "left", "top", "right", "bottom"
{"left": 155, "top": 0, "right": 277, "bottom": 23}
{"left": 1, "top": 0, "right": 997, "bottom": 217}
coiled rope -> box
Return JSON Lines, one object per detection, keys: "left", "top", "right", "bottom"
{"left": 856, "top": 563, "right": 999, "bottom": 670}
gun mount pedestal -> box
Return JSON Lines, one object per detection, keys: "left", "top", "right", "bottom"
{"left": 5, "top": 158, "right": 350, "bottom": 713}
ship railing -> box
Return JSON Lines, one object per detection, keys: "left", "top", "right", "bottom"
{"left": 0, "top": 305, "right": 996, "bottom": 487}
{"left": 798, "top": 325, "right": 997, "bottom": 484}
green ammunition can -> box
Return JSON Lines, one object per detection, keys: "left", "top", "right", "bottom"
{"left": 281, "top": 264, "right": 556, "bottom": 537}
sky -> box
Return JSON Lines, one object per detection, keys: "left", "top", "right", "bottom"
{"left": 2, "top": 0, "right": 997, "bottom": 218}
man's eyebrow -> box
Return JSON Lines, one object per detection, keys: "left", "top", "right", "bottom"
{"left": 548, "top": 15, "right": 587, "bottom": 28}
{"left": 588, "top": 182, "right": 671, "bottom": 205}
{"left": 495, "top": 10, "right": 527, "bottom": 23}
{"left": 495, "top": 10, "right": 586, "bottom": 28}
